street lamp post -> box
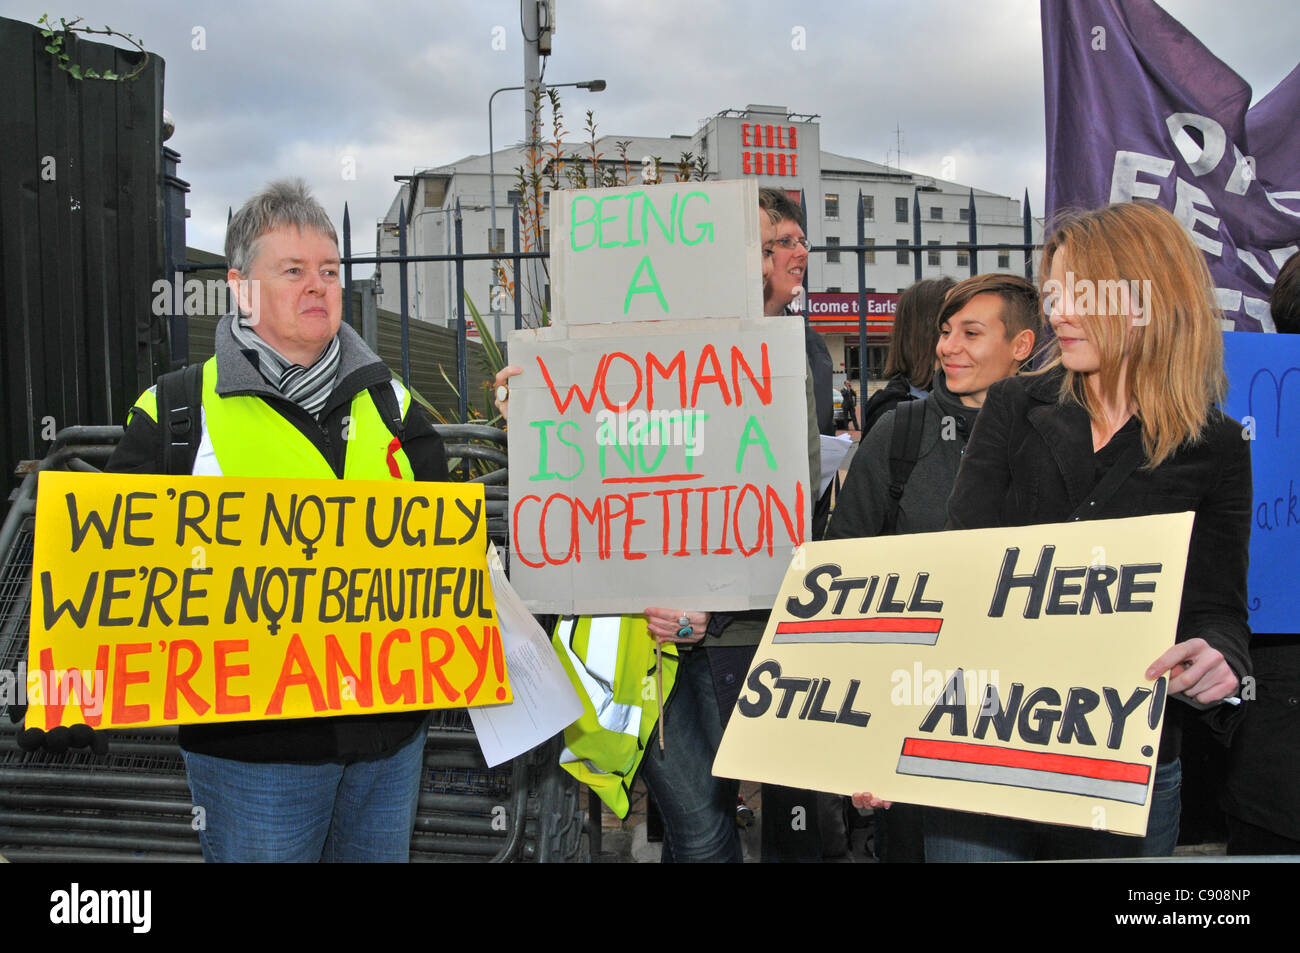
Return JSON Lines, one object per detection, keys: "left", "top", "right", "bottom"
{"left": 488, "top": 79, "right": 606, "bottom": 336}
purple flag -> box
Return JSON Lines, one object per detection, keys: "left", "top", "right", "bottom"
{"left": 1042, "top": 0, "right": 1300, "bottom": 331}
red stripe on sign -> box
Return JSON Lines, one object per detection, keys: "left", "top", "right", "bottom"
{"left": 775, "top": 618, "right": 943, "bottom": 634}
{"left": 900, "top": 738, "right": 1150, "bottom": 785}
{"left": 601, "top": 473, "right": 704, "bottom": 485}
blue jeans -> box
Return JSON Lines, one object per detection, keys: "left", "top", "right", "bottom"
{"left": 182, "top": 720, "right": 429, "bottom": 863}
{"left": 924, "top": 759, "right": 1182, "bottom": 862}
{"left": 639, "top": 648, "right": 743, "bottom": 863}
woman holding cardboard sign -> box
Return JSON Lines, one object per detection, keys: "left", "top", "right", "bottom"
{"left": 883, "top": 202, "right": 1251, "bottom": 861}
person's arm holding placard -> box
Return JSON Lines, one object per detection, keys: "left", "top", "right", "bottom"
{"left": 1143, "top": 420, "right": 1251, "bottom": 708}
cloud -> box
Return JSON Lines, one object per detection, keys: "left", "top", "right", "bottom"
{"left": 3, "top": 0, "right": 1292, "bottom": 258}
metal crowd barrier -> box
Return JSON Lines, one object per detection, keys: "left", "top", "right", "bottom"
{"left": 0, "top": 425, "right": 587, "bottom": 863}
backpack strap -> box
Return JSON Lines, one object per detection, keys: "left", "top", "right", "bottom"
{"left": 862, "top": 380, "right": 914, "bottom": 436}
{"left": 882, "top": 399, "right": 927, "bottom": 535}
{"left": 367, "top": 380, "right": 406, "bottom": 444}
{"left": 154, "top": 362, "right": 204, "bottom": 475}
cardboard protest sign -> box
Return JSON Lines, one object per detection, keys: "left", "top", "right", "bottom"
{"left": 548, "top": 180, "right": 765, "bottom": 326}
{"left": 1222, "top": 330, "right": 1300, "bottom": 633}
{"left": 25, "top": 472, "right": 507, "bottom": 729}
{"left": 713, "top": 514, "right": 1194, "bottom": 836}
{"left": 507, "top": 316, "right": 812, "bottom": 613}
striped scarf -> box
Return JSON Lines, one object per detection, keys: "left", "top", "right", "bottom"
{"left": 230, "top": 316, "right": 341, "bottom": 418}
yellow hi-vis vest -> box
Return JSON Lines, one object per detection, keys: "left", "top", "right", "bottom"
{"left": 130, "top": 357, "right": 415, "bottom": 480}
{"left": 552, "top": 615, "right": 678, "bottom": 819}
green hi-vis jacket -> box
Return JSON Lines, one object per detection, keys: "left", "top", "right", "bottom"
{"left": 552, "top": 615, "right": 678, "bottom": 818}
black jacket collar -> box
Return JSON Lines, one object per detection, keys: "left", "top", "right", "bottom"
{"left": 1022, "top": 367, "right": 1096, "bottom": 511}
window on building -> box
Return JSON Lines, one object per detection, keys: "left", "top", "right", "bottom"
{"left": 895, "top": 197, "right": 909, "bottom": 223}
{"left": 507, "top": 189, "right": 522, "bottom": 208}
{"left": 896, "top": 239, "right": 910, "bottom": 265}
{"left": 957, "top": 242, "right": 970, "bottom": 267}
{"left": 825, "top": 193, "right": 840, "bottom": 219}
{"left": 862, "top": 237, "right": 875, "bottom": 265}
{"left": 998, "top": 248, "right": 1010, "bottom": 269}
{"left": 930, "top": 206, "right": 943, "bottom": 221}
{"left": 847, "top": 344, "right": 888, "bottom": 382}
{"left": 825, "top": 236, "right": 841, "bottom": 263}
{"left": 489, "top": 228, "right": 506, "bottom": 253}
{"left": 959, "top": 207, "right": 970, "bottom": 222}
{"left": 543, "top": 191, "right": 550, "bottom": 207}
{"left": 867, "top": 344, "right": 888, "bottom": 381}
{"left": 861, "top": 194, "right": 875, "bottom": 221}
{"left": 542, "top": 227, "right": 551, "bottom": 253}
{"left": 927, "top": 240, "right": 941, "bottom": 266}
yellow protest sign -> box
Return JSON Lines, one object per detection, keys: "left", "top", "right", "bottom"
{"left": 712, "top": 514, "right": 1194, "bottom": 836}
{"left": 26, "top": 472, "right": 507, "bottom": 730}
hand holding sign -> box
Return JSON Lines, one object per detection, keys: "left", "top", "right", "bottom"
{"left": 1145, "top": 636, "right": 1238, "bottom": 704}
{"left": 643, "top": 607, "right": 709, "bottom": 645}
{"left": 850, "top": 792, "right": 891, "bottom": 810}
{"left": 493, "top": 364, "right": 522, "bottom": 419}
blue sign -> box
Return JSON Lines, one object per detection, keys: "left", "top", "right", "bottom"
{"left": 1222, "top": 332, "right": 1300, "bottom": 633}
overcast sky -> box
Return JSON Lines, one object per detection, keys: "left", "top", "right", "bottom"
{"left": 6, "top": 1, "right": 1295, "bottom": 257}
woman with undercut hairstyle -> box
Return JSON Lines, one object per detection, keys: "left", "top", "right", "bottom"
{"left": 910, "top": 202, "right": 1251, "bottom": 861}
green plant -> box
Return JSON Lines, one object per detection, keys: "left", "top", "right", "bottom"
{"left": 37, "top": 13, "right": 148, "bottom": 81}
{"left": 615, "top": 139, "right": 634, "bottom": 186}
{"left": 425, "top": 293, "right": 511, "bottom": 478}
{"left": 434, "top": 291, "right": 507, "bottom": 425}
{"left": 501, "top": 90, "right": 711, "bottom": 330}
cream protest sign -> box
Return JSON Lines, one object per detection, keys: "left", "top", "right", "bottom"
{"left": 507, "top": 316, "right": 812, "bottom": 613}
{"left": 507, "top": 178, "right": 812, "bottom": 613}
{"left": 26, "top": 471, "right": 507, "bottom": 730}
{"left": 549, "top": 180, "right": 766, "bottom": 326}
{"left": 712, "top": 514, "right": 1195, "bottom": 836}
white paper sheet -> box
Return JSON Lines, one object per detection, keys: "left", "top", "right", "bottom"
{"left": 819, "top": 433, "right": 854, "bottom": 497}
{"left": 468, "top": 544, "right": 584, "bottom": 767}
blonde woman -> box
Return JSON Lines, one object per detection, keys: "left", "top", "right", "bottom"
{"left": 922, "top": 202, "right": 1251, "bottom": 860}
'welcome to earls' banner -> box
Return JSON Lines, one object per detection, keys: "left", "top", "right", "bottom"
{"left": 26, "top": 472, "right": 507, "bottom": 729}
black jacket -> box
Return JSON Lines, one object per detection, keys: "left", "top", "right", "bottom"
{"left": 107, "top": 317, "right": 449, "bottom": 763}
{"left": 946, "top": 370, "right": 1252, "bottom": 762}
{"left": 1221, "top": 636, "right": 1300, "bottom": 840}
{"left": 805, "top": 320, "right": 836, "bottom": 437}
{"left": 828, "top": 372, "right": 976, "bottom": 540}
